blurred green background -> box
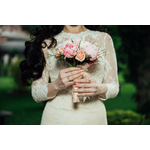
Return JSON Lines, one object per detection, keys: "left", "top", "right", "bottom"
{"left": 0, "top": 25, "right": 149, "bottom": 125}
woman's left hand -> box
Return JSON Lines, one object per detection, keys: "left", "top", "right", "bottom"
{"left": 74, "top": 78, "right": 106, "bottom": 97}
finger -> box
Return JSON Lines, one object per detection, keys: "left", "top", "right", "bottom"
{"left": 65, "top": 81, "right": 74, "bottom": 87}
{"left": 77, "top": 93, "right": 95, "bottom": 97}
{"left": 65, "top": 70, "right": 83, "bottom": 78}
{"left": 75, "top": 88, "right": 96, "bottom": 93}
{"left": 75, "top": 82, "right": 97, "bottom": 88}
{"left": 74, "top": 83, "right": 92, "bottom": 88}
{"left": 90, "top": 78, "right": 97, "bottom": 83}
{"left": 74, "top": 78, "right": 90, "bottom": 83}
{"left": 61, "top": 77, "right": 69, "bottom": 86}
{"left": 67, "top": 73, "right": 84, "bottom": 81}
{"left": 63, "top": 67, "right": 82, "bottom": 73}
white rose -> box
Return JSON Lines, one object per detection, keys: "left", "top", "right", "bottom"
{"left": 80, "top": 41, "right": 91, "bottom": 48}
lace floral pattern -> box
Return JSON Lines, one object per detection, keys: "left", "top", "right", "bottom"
{"left": 31, "top": 29, "right": 119, "bottom": 125}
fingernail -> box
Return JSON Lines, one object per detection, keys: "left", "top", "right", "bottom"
{"left": 79, "top": 70, "right": 83, "bottom": 73}
{"left": 74, "top": 79, "right": 79, "bottom": 82}
{"left": 74, "top": 87, "right": 78, "bottom": 92}
{"left": 74, "top": 92, "right": 79, "bottom": 96}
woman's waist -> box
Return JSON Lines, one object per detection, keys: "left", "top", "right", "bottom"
{"left": 47, "top": 94, "right": 104, "bottom": 111}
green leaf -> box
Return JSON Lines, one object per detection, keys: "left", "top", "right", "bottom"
{"left": 85, "top": 55, "right": 90, "bottom": 58}
{"left": 78, "top": 39, "right": 82, "bottom": 49}
{"left": 47, "top": 54, "right": 56, "bottom": 58}
{"left": 71, "top": 39, "right": 74, "bottom": 43}
{"left": 66, "top": 61, "right": 74, "bottom": 67}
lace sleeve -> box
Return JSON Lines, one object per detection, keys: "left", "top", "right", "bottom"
{"left": 101, "top": 33, "right": 119, "bottom": 100}
{"left": 31, "top": 40, "right": 56, "bottom": 103}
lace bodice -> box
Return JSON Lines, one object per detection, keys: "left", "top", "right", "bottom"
{"left": 31, "top": 29, "right": 119, "bottom": 103}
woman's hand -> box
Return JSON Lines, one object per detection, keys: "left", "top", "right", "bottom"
{"left": 73, "top": 78, "right": 108, "bottom": 98}
{"left": 54, "top": 67, "right": 84, "bottom": 91}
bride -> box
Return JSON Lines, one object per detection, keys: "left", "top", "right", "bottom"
{"left": 20, "top": 25, "right": 119, "bottom": 125}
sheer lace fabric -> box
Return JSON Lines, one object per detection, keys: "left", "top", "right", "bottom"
{"left": 31, "top": 29, "right": 119, "bottom": 125}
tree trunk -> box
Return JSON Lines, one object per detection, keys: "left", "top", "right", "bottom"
{"left": 136, "top": 33, "right": 150, "bottom": 113}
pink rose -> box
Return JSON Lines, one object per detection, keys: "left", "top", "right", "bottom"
{"left": 84, "top": 44, "right": 99, "bottom": 61}
{"left": 65, "top": 43, "right": 78, "bottom": 52}
{"left": 63, "top": 47, "right": 77, "bottom": 59}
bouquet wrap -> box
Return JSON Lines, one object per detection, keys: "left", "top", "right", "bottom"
{"left": 72, "top": 63, "right": 92, "bottom": 103}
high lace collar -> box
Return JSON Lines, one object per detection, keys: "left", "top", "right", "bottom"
{"left": 60, "top": 29, "right": 90, "bottom": 36}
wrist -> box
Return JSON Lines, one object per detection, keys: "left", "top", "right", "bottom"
{"left": 53, "top": 79, "right": 60, "bottom": 92}
{"left": 97, "top": 84, "right": 108, "bottom": 99}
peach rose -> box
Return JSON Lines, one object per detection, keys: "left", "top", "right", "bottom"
{"left": 55, "top": 47, "right": 64, "bottom": 57}
{"left": 75, "top": 50, "right": 85, "bottom": 62}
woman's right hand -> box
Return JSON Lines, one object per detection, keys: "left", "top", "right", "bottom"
{"left": 53, "top": 67, "right": 84, "bottom": 91}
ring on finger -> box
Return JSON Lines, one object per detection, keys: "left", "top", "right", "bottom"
{"left": 67, "top": 76, "right": 71, "bottom": 81}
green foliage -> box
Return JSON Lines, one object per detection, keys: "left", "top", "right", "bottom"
{"left": 117, "top": 25, "right": 150, "bottom": 113}
{"left": 9, "top": 49, "right": 20, "bottom": 57}
{"left": 137, "top": 99, "right": 150, "bottom": 115}
{"left": 8, "top": 59, "right": 29, "bottom": 91}
{"left": 0, "top": 87, "right": 43, "bottom": 125}
{"left": 107, "top": 109, "right": 145, "bottom": 125}
{"left": 118, "top": 25, "right": 150, "bottom": 84}
{"left": 0, "top": 57, "right": 9, "bottom": 76}
{"left": 21, "top": 25, "right": 40, "bottom": 32}
{"left": 0, "top": 62, "right": 9, "bottom": 76}
{"left": 0, "top": 76, "right": 14, "bottom": 91}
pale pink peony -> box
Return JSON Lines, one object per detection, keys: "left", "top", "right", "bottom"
{"left": 84, "top": 44, "right": 99, "bottom": 61}
{"left": 63, "top": 47, "right": 77, "bottom": 59}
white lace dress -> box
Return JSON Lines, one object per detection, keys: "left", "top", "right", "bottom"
{"left": 31, "top": 29, "right": 119, "bottom": 125}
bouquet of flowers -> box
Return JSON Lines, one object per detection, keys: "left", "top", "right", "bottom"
{"left": 49, "top": 39, "right": 101, "bottom": 103}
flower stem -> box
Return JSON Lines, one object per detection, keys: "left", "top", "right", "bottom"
{"left": 73, "top": 58, "right": 76, "bottom": 67}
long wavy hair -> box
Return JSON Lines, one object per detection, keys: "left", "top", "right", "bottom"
{"left": 20, "top": 25, "right": 104, "bottom": 86}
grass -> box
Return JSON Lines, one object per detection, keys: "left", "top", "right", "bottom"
{"left": 104, "top": 83, "right": 137, "bottom": 111}
{"left": 104, "top": 71, "right": 137, "bottom": 111}
{"left": 0, "top": 75, "right": 141, "bottom": 125}
{"left": 0, "top": 76, "right": 44, "bottom": 125}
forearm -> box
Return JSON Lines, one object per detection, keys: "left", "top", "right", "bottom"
{"left": 32, "top": 79, "right": 59, "bottom": 103}
{"left": 99, "top": 83, "right": 119, "bottom": 100}
{"left": 47, "top": 79, "right": 59, "bottom": 98}
{"left": 97, "top": 83, "right": 108, "bottom": 99}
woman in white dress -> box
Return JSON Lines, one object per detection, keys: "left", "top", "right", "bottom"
{"left": 20, "top": 25, "right": 119, "bottom": 125}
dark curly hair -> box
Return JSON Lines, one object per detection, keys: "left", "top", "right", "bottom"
{"left": 20, "top": 25, "right": 104, "bottom": 86}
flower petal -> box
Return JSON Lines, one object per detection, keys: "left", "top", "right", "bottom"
{"left": 75, "top": 50, "right": 85, "bottom": 62}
